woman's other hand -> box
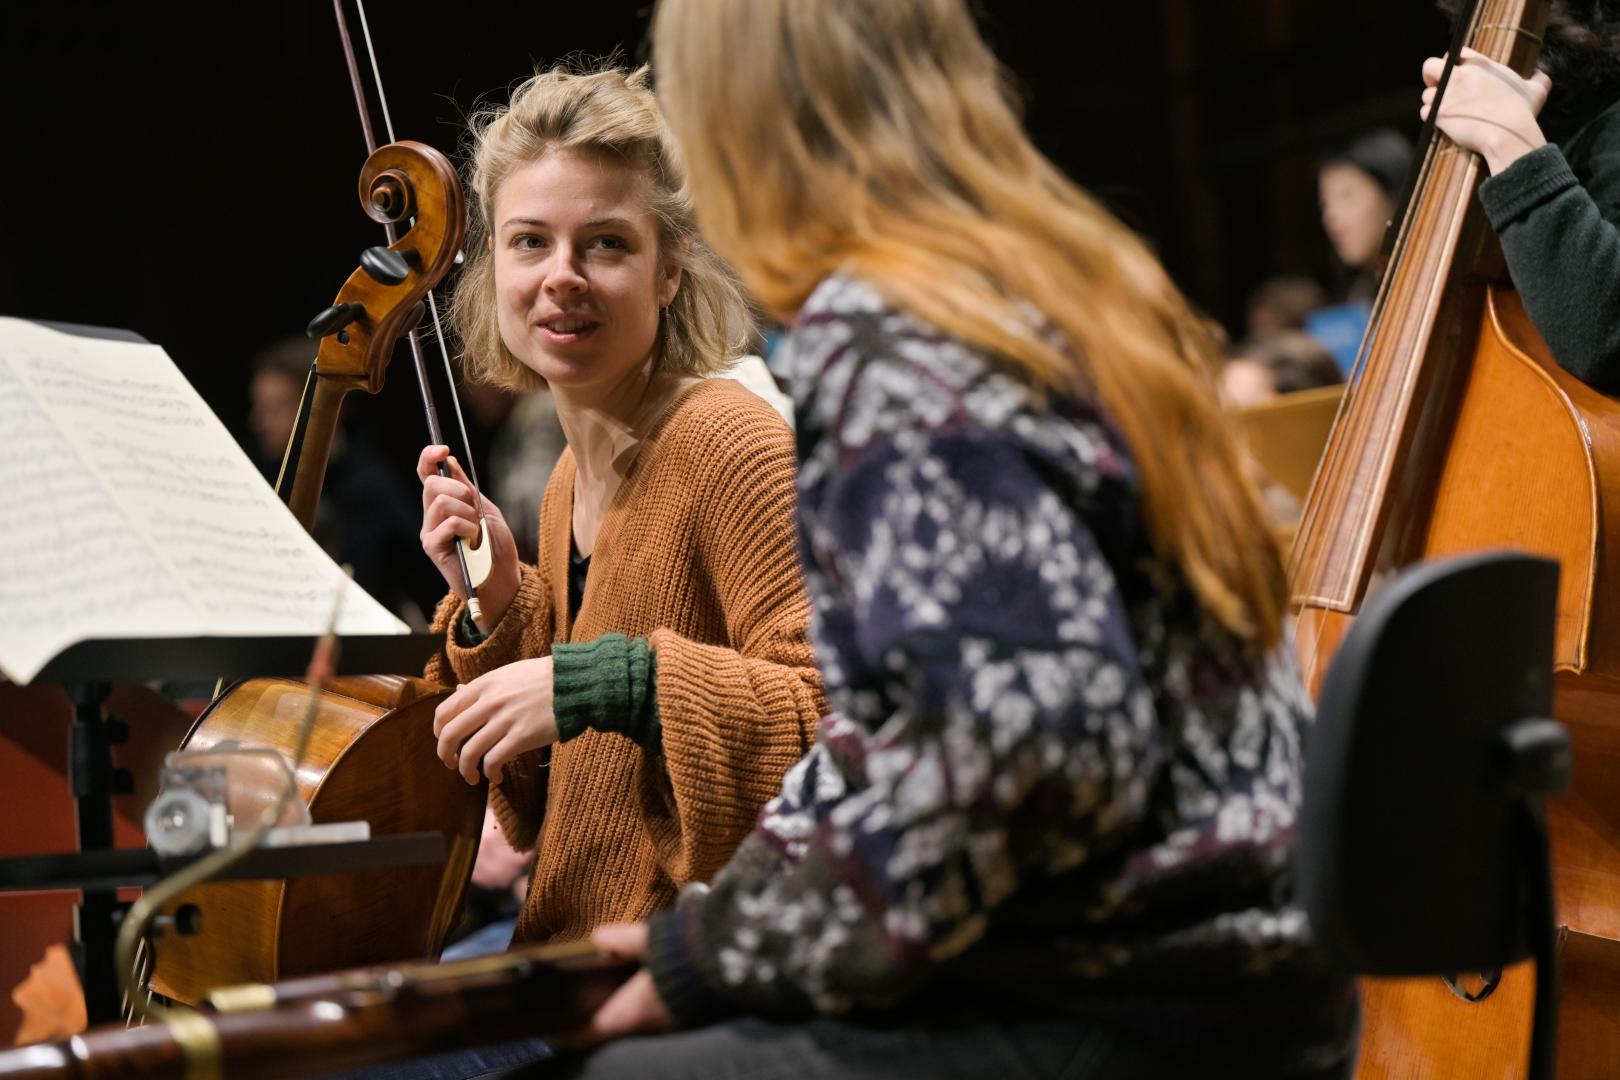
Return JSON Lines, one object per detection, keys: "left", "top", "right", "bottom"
{"left": 433, "top": 657, "right": 558, "bottom": 784}
{"left": 1422, "top": 47, "right": 1551, "bottom": 174}
{"left": 584, "top": 923, "right": 676, "bottom": 1044}
{"left": 417, "top": 444, "right": 521, "bottom": 630}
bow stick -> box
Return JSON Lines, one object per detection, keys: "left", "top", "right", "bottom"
{"left": 323, "top": 0, "right": 493, "bottom": 620}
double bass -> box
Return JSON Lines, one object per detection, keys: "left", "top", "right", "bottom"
{"left": 144, "top": 8, "right": 488, "bottom": 1006}
{"left": 1290, "top": 0, "right": 1620, "bottom": 1074}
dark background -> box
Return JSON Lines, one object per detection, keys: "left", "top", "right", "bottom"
{"left": 0, "top": 0, "right": 1443, "bottom": 468}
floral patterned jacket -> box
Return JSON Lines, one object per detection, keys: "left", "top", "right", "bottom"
{"left": 646, "top": 276, "right": 1355, "bottom": 1068}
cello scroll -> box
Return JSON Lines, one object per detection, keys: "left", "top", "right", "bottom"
{"left": 308, "top": 142, "right": 468, "bottom": 396}
{"left": 286, "top": 139, "right": 469, "bottom": 537}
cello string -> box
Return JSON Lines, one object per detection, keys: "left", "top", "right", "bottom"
{"left": 354, "top": 0, "right": 488, "bottom": 511}
{"left": 119, "top": 939, "right": 141, "bottom": 1025}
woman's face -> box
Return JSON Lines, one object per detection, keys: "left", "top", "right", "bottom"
{"left": 1318, "top": 164, "right": 1392, "bottom": 270}
{"left": 492, "top": 149, "right": 680, "bottom": 396}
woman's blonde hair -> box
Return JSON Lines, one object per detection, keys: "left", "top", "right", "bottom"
{"left": 653, "top": 0, "right": 1287, "bottom": 647}
{"left": 452, "top": 64, "right": 752, "bottom": 392}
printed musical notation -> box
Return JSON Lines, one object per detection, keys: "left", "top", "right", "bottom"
{"left": 0, "top": 318, "right": 407, "bottom": 685}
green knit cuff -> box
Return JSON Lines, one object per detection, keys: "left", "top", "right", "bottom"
{"left": 456, "top": 607, "right": 490, "bottom": 647}
{"left": 551, "top": 633, "right": 661, "bottom": 753}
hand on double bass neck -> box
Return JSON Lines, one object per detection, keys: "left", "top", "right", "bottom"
{"left": 418, "top": 443, "right": 520, "bottom": 630}
{"left": 1422, "top": 46, "right": 1551, "bottom": 174}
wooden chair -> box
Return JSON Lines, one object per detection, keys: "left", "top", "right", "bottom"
{"left": 1228, "top": 384, "right": 1343, "bottom": 548}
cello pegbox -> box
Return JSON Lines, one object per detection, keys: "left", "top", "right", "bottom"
{"left": 312, "top": 141, "right": 466, "bottom": 394}
{"left": 359, "top": 246, "right": 412, "bottom": 285}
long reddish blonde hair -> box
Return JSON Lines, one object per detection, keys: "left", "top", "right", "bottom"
{"left": 653, "top": 0, "right": 1286, "bottom": 647}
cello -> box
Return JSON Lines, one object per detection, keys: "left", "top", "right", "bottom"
{"left": 1290, "top": 0, "right": 1620, "bottom": 1074}
{"left": 144, "top": 5, "right": 488, "bottom": 1007}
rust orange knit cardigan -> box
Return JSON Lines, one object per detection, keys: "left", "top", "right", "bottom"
{"left": 426, "top": 379, "right": 823, "bottom": 944}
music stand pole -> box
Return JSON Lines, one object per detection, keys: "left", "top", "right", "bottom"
{"left": 67, "top": 681, "right": 129, "bottom": 1024}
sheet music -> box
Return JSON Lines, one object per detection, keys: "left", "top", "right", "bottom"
{"left": 0, "top": 318, "right": 409, "bottom": 685}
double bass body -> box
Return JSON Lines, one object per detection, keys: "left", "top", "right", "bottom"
{"left": 1305, "top": 285, "right": 1620, "bottom": 1077}
{"left": 1289, "top": 2, "right": 1620, "bottom": 1072}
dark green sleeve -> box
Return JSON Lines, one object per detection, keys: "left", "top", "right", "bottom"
{"left": 456, "top": 607, "right": 491, "bottom": 647}
{"left": 1479, "top": 142, "right": 1620, "bottom": 391}
{"left": 550, "top": 633, "right": 661, "bottom": 753}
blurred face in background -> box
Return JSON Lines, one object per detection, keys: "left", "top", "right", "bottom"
{"left": 1219, "top": 359, "right": 1278, "bottom": 409}
{"left": 250, "top": 368, "right": 302, "bottom": 462}
{"left": 1319, "top": 163, "right": 1392, "bottom": 269}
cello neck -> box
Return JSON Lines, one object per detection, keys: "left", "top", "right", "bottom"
{"left": 282, "top": 373, "right": 354, "bottom": 535}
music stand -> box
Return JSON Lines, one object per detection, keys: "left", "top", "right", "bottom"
{"left": 8, "top": 629, "right": 448, "bottom": 1025}
{"left": 1, "top": 310, "right": 456, "bottom": 1024}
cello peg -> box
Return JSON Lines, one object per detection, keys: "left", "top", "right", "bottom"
{"left": 359, "top": 245, "right": 411, "bottom": 285}
{"left": 306, "top": 301, "right": 366, "bottom": 339}
{"left": 400, "top": 301, "right": 427, "bottom": 335}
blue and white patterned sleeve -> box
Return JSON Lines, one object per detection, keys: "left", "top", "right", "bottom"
{"left": 646, "top": 422, "right": 1163, "bottom": 1022}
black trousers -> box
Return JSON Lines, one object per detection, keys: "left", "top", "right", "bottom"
{"left": 525, "top": 1015, "right": 1355, "bottom": 1080}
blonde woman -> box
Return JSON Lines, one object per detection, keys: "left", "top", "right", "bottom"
{"left": 417, "top": 66, "right": 822, "bottom": 959}
{"left": 544, "top": 3, "right": 1358, "bottom": 1077}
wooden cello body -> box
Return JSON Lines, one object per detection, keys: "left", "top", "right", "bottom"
{"left": 147, "top": 141, "right": 484, "bottom": 1006}
{"left": 147, "top": 676, "right": 482, "bottom": 1005}
{"left": 1290, "top": 3, "right": 1620, "bottom": 1074}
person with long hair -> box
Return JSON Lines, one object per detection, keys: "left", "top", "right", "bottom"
{"left": 1307, "top": 130, "right": 1414, "bottom": 372}
{"left": 1427, "top": 0, "right": 1620, "bottom": 388}
{"left": 537, "top": 3, "right": 1358, "bottom": 1077}
{"left": 1318, "top": 129, "right": 1415, "bottom": 299}
{"left": 418, "top": 65, "right": 823, "bottom": 959}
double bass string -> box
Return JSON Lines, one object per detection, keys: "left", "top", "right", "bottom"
{"left": 1294, "top": 0, "right": 1480, "bottom": 557}
{"left": 1290, "top": 4, "right": 1484, "bottom": 691}
{"left": 1291, "top": 0, "right": 1524, "bottom": 694}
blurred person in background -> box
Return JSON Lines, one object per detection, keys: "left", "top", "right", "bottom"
{"left": 1244, "top": 274, "right": 1328, "bottom": 341}
{"left": 1220, "top": 331, "right": 1345, "bottom": 408}
{"left": 247, "top": 336, "right": 446, "bottom": 625}
{"left": 1308, "top": 129, "right": 1415, "bottom": 372}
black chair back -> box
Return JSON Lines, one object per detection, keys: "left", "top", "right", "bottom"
{"left": 1297, "top": 550, "right": 1569, "bottom": 1079}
